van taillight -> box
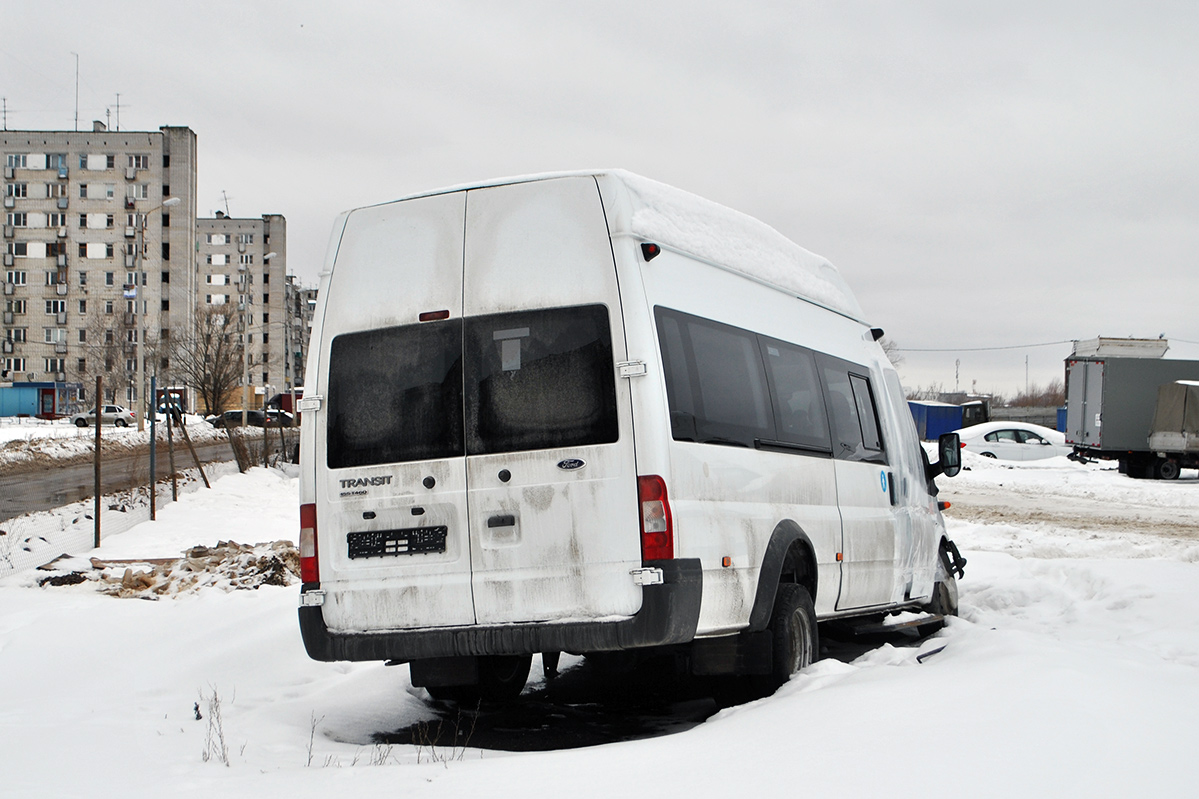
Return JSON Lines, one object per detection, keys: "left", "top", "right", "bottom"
{"left": 638, "top": 475, "right": 674, "bottom": 561}
{"left": 299, "top": 503, "right": 319, "bottom": 583}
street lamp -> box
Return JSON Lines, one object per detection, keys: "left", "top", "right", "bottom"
{"left": 134, "top": 195, "right": 181, "bottom": 431}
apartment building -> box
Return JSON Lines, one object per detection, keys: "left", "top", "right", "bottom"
{"left": 196, "top": 212, "right": 305, "bottom": 409}
{"left": 2, "top": 123, "right": 198, "bottom": 411}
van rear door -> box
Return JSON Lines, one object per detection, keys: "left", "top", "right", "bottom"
{"left": 316, "top": 192, "right": 475, "bottom": 633}
{"left": 460, "top": 178, "right": 643, "bottom": 624}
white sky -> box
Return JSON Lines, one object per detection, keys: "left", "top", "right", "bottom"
{"left": 3, "top": 0, "right": 1197, "bottom": 395}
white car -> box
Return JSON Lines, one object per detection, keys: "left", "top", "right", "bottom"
{"left": 956, "top": 421, "right": 1072, "bottom": 461}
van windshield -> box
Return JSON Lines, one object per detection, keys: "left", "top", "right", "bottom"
{"left": 326, "top": 304, "right": 618, "bottom": 468}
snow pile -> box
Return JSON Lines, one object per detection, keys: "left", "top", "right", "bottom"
{"left": 36, "top": 539, "right": 300, "bottom": 598}
{"left": 613, "top": 170, "right": 867, "bottom": 321}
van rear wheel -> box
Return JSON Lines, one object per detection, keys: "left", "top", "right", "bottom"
{"left": 478, "top": 654, "right": 532, "bottom": 702}
{"left": 767, "top": 583, "right": 818, "bottom": 688}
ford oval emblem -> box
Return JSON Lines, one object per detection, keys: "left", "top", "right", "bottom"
{"left": 557, "top": 458, "right": 586, "bottom": 471}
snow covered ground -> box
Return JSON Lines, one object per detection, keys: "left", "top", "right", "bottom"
{"left": 1, "top": 454, "right": 1197, "bottom": 797}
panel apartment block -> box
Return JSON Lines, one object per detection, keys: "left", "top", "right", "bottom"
{"left": 2, "top": 123, "right": 197, "bottom": 408}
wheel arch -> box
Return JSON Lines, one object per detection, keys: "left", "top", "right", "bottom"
{"left": 747, "top": 520, "right": 818, "bottom": 633}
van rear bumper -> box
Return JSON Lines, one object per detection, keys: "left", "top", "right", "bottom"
{"left": 298, "top": 559, "right": 703, "bottom": 662}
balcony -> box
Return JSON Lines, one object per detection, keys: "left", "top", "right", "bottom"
{"left": 3, "top": 196, "right": 14, "bottom": 208}
{"left": 125, "top": 254, "right": 135, "bottom": 267}
{"left": 1, "top": 340, "right": 12, "bottom": 354}
{"left": 55, "top": 284, "right": 67, "bottom": 296}
{"left": 3, "top": 225, "right": 13, "bottom": 238}
{"left": 55, "top": 342, "right": 67, "bottom": 354}
{"left": 3, "top": 253, "right": 11, "bottom": 266}
{"left": 57, "top": 226, "right": 67, "bottom": 237}
{"left": 56, "top": 311, "right": 67, "bottom": 325}
{"left": 124, "top": 226, "right": 137, "bottom": 238}
{"left": 57, "top": 198, "right": 69, "bottom": 210}
{"left": 2, "top": 310, "right": 12, "bottom": 324}
{"left": 57, "top": 253, "right": 67, "bottom": 267}
{"left": 125, "top": 167, "right": 137, "bottom": 180}
{"left": 3, "top": 282, "right": 13, "bottom": 296}
{"left": 58, "top": 166, "right": 69, "bottom": 180}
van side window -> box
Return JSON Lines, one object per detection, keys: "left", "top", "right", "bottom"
{"left": 818, "top": 355, "right": 887, "bottom": 464}
{"left": 761, "top": 338, "right": 831, "bottom": 452}
{"left": 464, "top": 304, "right": 619, "bottom": 455}
{"left": 656, "top": 308, "right": 772, "bottom": 447}
{"left": 849, "top": 374, "right": 883, "bottom": 452}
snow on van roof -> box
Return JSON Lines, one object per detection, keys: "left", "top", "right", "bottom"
{"left": 607, "top": 170, "right": 866, "bottom": 322}
{"left": 376, "top": 170, "right": 867, "bottom": 321}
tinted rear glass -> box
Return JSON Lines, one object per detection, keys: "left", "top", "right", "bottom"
{"left": 465, "top": 305, "right": 618, "bottom": 455}
{"left": 326, "top": 304, "right": 618, "bottom": 467}
{"left": 327, "top": 321, "right": 463, "bottom": 468}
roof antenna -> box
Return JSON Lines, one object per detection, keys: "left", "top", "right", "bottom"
{"left": 115, "top": 92, "right": 120, "bottom": 131}
{"left": 221, "top": 190, "right": 232, "bottom": 216}
{"left": 72, "top": 52, "right": 79, "bottom": 131}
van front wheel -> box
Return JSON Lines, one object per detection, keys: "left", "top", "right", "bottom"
{"left": 768, "top": 583, "right": 819, "bottom": 687}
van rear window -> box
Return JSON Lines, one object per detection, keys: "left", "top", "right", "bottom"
{"left": 465, "top": 305, "right": 618, "bottom": 455}
{"left": 327, "top": 321, "right": 464, "bottom": 468}
{"left": 326, "top": 304, "right": 618, "bottom": 467}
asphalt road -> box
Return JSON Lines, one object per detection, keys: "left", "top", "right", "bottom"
{"left": 0, "top": 439, "right": 240, "bottom": 523}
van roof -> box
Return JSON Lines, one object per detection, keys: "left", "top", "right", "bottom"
{"left": 361, "top": 170, "right": 867, "bottom": 323}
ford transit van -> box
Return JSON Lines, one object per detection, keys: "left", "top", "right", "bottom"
{"left": 297, "top": 171, "right": 962, "bottom": 699}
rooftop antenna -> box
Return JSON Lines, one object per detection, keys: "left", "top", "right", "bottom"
{"left": 2, "top": 97, "right": 6, "bottom": 131}
{"left": 220, "top": 190, "right": 233, "bottom": 216}
{"left": 72, "top": 52, "right": 79, "bottom": 131}
{"left": 105, "top": 107, "right": 111, "bottom": 130}
{"left": 115, "top": 93, "right": 120, "bottom": 131}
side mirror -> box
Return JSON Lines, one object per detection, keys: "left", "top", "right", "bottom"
{"left": 937, "top": 432, "right": 962, "bottom": 478}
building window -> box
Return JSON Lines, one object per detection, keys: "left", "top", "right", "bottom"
{"left": 46, "top": 358, "right": 66, "bottom": 373}
{"left": 262, "top": 272, "right": 270, "bottom": 284}
{"left": 6, "top": 299, "right": 27, "bottom": 314}
{"left": 7, "top": 242, "right": 28, "bottom": 257}
{"left": 239, "top": 254, "right": 253, "bottom": 265}
{"left": 4, "top": 358, "right": 27, "bottom": 373}
{"left": 78, "top": 271, "right": 87, "bottom": 286}
{"left": 6, "top": 270, "right": 27, "bottom": 285}
{"left": 5, "top": 183, "right": 27, "bottom": 198}
{"left": 46, "top": 299, "right": 66, "bottom": 314}
{"left": 262, "top": 313, "right": 269, "bottom": 323}
{"left": 161, "top": 299, "right": 169, "bottom": 311}
{"left": 104, "top": 301, "right": 114, "bottom": 314}
{"left": 262, "top": 332, "right": 269, "bottom": 344}
{"left": 128, "top": 154, "right": 149, "bottom": 170}
{"left": 126, "top": 358, "right": 136, "bottom": 373}
{"left": 79, "top": 184, "right": 89, "bottom": 199}
{"left": 105, "top": 272, "right": 115, "bottom": 286}
{"left": 161, "top": 271, "right": 169, "bottom": 284}
{"left": 44, "top": 327, "right": 68, "bottom": 343}
{"left": 48, "top": 183, "right": 68, "bottom": 198}
{"left": 77, "top": 357, "right": 86, "bottom": 372}
{"left": 7, "top": 328, "right": 26, "bottom": 342}
{"left": 105, "top": 214, "right": 115, "bottom": 228}
{"left": 105, "top": 330, "right": 114, "bottom": 344}
{"left": 105, "top": 184, "right": 115, "bottom": 199}
{"left": 48, "top": 213, "right": 67, "bottom": 227}
{"left": 78, "top": 329, "right": 87, "bottom": 342}
{"left": 262, "top": 293, "right": 270, "bottom": 304}
{"left": 127, "top": 184, "right": 149, "bottom": 200}
{"left": 205, "top": 233, "right": 228, "bottom": 245}
{"left": 6, "top": 213, "right": 28, "bottom": 227}
{"left": 106, "top": 243, "right": 114, "bottom": 258}
{"left": 6, "top": 154, "right": 28, "bottom": 168}
{"left": 78, "top": 299, "right": 87, "bottom": 314}
{"left": 78, "top": 214, "right": 87, "bottom": 228}
{"left": 47, "top": 154, "right": 67, "bottom": 169}
{"left": 161, "top": 242, "right": 169, "bottom": 260}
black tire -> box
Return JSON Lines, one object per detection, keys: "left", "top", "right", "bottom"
{"left": 766, "top": 583, "right": 819, "bottom": 688}
{"left": 1155, "top": 458, "right": 1181, "bottom": 481}
{"left": 74, "top": 418, "right": 88, "bottom": 428}
{"left": 928, "top": 544, "right": 960, "bottom": 618}
{"left": 980, "top": 452, "right": 997, "bottom": 459}
{"left": 477, "top": 654, "right": 531, "bottom": 702}
{"left": 115, "top": 419, "right": 127, "bottom": 427}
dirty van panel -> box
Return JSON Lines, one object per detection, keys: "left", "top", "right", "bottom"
{"left": 320, "top": 192, "right": 465, "bottom": 333}
{"left": 461, "top": 178, "right": 642, "bottom": 625}
{"left": 462, "top": 177, "right": 620, "bottom": 316}
{"left": 314, "top": 192, "right": 473, "bottom": 633}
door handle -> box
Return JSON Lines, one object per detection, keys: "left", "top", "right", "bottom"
{"left": 487, "top": 514, "right": 516, "bottom": 528}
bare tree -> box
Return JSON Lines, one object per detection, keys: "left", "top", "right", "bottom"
{"left": 172, "top": 306, "right": 243, "bottom": 415}
{"left": 878, "top": 336, "right": 904, "bottom": 368}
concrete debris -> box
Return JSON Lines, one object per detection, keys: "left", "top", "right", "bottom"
{"left": 36, "top": 540, "right": 299, "bottom": 597}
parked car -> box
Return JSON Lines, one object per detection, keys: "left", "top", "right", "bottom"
{"left": 71, "top": 405, "right": 136, "bottom": 428}
{"left": 208, "top": 409, "right": 295, "bottom": 428}
{"left": 955, "top": 421, "right": 1072, "bottom": 461}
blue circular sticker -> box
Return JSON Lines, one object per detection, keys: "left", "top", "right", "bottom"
{"left": 880, "top": 471, "right": 888, "bottom": 493}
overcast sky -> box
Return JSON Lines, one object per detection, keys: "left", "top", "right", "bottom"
{"left": 4, "top": 1, "right": 1197, "bottom": 395}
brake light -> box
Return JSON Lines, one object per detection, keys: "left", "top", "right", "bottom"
{"left": 638, "top": 475, "right": 674, "bottom": 561}
{"left": 299, "top": 503, "right": 319, "bottom": 583}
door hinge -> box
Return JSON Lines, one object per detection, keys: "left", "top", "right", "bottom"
{"left": 299, "top": 590, "right": 325, "bottom": 607}
{"left": 617, "top": 360, "right": 647, "bottom": 378}
{"left": 630, "top": 567, "right": 664, "bottom": 586}
{"left": 296, "top": 395, "right": 323, "bottom": 412}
